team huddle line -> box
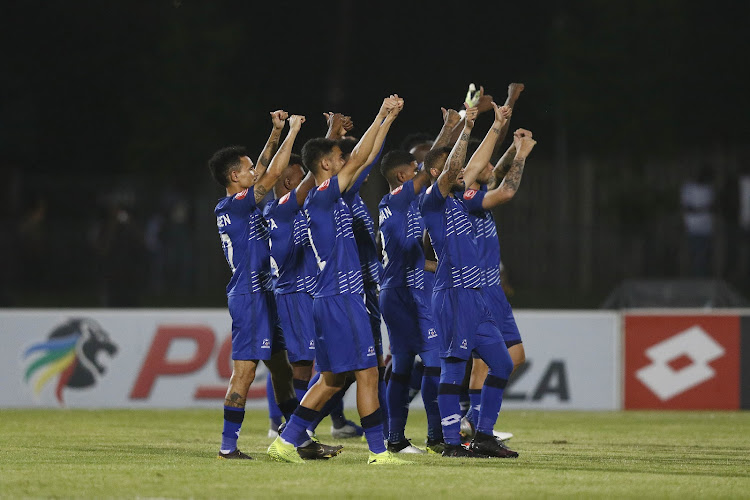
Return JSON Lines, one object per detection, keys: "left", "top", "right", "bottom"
{"left": 208, "top": 83, "right": 535, "bottom": 464}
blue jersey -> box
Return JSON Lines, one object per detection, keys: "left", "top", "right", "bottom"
{"left": 263, "top": 189, "right": 317, "bottom": 295}
{"left": 378, "top": 179, "right": 426, "bottom": 289}
{"left": 343, "top": 155, "right": 383, "bottom": 286}
{"left": 214, "top": 186, "right": 273, "bottom": 295}
{"left": 461, "top": 186, "right": 502, "bottom": 287}
{"left": 304, "top": 176, "right": 364, "bottom": 297}
{"left": 419, "top": 183, "right": 484, "bottom": 291}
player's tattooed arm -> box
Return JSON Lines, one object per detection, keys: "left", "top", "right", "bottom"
{"left": 463, "top": 103, "right": 511, "bottom": 189}
{"left": 432, "top": 107, "right": 462, "bottom": 150}
{"left": 225, "top": 391, "right": 246, "bottom": 408}
{"left": 490, "top": 83, "right": 524, "bottom": 161}
{"left": 338, "top": 95, "right": 400, "bottom": 190}
{"left": 482, "top": 129, "right": 536, "bottom": 209}
{"left": 488, "top": 143, "right": 516, "bottom": 190}
{"left": 254, "top": 110, "right": 287, "bottom": 179}
{"left": 436, "top": 107, "right": 477, "bottom": 198}
{"left": 254, "top": 115, "right": 306, "bottom": 203}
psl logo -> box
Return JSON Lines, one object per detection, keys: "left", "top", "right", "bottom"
{"left": 427, "top": 328, "right": 437, "bottom": 339}
{"left": 635, "top": 326, "right": 725, "bottom": 401}
{"left": 23, "top": 318, "right": 118, "bottom": 404}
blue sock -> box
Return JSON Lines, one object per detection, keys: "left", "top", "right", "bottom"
{"left": 221, "top": 406, "right": 245, "bottom": 453}
{"left": 361, "top": 408, "right": 387, "bottom": 454}
{"left": 293, "top": 378, "right": 309, "bottom": 405}
{"left": 467, "top": 389, "right": 482, "bottom": 428}
{"left": 386, "top": 354, "right": 413, "bottom": 444}
{"left": 474, "top": 343, "right": 513, "bottom": 436}
{"left": 422, "top": 365, "right": 442, "bottom": 442}
{"left": 378, "top": 366, "right": 389, "bottom": 441}
{"left": 280, "top": 406, "right": 319, "bottom": 447}
{"left": 408, "top": 360, "right": 424, "bottom": 402}
{"left": 437, "top": 357, "right": 467, "bottom": 445}
{"left": 266, "top": 376, "right": 282, "bottom": 429}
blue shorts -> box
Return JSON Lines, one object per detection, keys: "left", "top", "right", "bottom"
{"left": 484, "top": 285, "right": 522, "bottom": 347}
{"left": 228, "top": 291, "right": 286, "bottom": 361}
{"left": 313, "top": 293, "right": 378, "bottom": 374}
{"left": 380, "top": 286, "right": 439, "bottom": 356}
{"left": 275, "top": 292, "right": 316, "bottom": 363}
{"left": 431, "top": 287, "right": 503, "bottom": 360}
{"left": 364, "top": 283, "right": 383, "bottom": 356}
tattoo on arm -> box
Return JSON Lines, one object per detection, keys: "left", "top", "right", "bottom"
{"left": 253, "top": 184, "right": 268, "bottom": 202}
{"left": 503, "top": 158, "right": 526, "bottom": 192}
{"left": 224, "top": 391, "right": 246, "bottom": 408}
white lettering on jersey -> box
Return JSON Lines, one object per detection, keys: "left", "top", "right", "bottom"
{"left": 378, "top": 206, "right": 392, "bottom": 225}
{"left": 216, "top": 214, "right": 231, "bottom": 228}
{"left": 220, "top": 233, "right": 235, "bottom": 273}
{"left": 268, "top": 218, "right": 278, "bottom": 230}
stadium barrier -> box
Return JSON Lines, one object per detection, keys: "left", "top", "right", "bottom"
{"left": 1, "top": 309, "right": 747, "bottom": 410}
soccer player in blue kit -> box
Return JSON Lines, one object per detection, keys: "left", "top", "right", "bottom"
{"left": 268, "top": 95, "right": 411, "bottom": 465}
{"left": 459, "top": 104, "right": 533, "bottom": 442}
{"left": 378, "top": 150, "right": 443, "bottom": 453}
{"left": 210, "top": 112, "right": 340, "bottom": 460}
{"left": 419, "top": 104, "right": 530, "bottom": 458}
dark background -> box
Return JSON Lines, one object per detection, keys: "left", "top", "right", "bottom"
{"left": 2, "top": 0, "right": 749, "bottom": 308}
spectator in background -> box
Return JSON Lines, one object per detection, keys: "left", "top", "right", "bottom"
{"left": 681, "top": 165, "right": 715, "bottom": 277}
{"left": 90, "top": 194, "right": 148, "bottom": 307}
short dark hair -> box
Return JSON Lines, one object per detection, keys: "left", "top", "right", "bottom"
{"left": 423, "top": 146, "right": 451, "bottom": 173}
{"left": 380, "top": 150, "right": 415, "bottom": 179}
{"left": 337, "top": 136, "right": 358, "bottom": 156}
{"left": 288, "top": 153, "right": 304, "bottom": 170}
{"left": 301, "top": 138, "right": 337, "bottom": 174}
{"left": 400, "top": 132, "right": 433, "bottom": 153}
{"left": 208, "top": 145, "right": 247, "bottom": 187}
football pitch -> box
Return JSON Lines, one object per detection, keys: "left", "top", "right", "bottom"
{"left": 1, "top": 410, "right": 749, "bottom": 499}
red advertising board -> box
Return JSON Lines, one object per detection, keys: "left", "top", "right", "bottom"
{"left": 625, "top": 315, "right": 741, "bottom": 409}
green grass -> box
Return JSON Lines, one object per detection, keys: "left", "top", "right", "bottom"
{"left": 1, "top": 410, "right": 749, "bottom": 499}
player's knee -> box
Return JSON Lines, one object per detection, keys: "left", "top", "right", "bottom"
{"left": 230, "top": 360, "right": 258, "bottom": 387}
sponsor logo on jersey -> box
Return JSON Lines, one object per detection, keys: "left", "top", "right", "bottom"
{"left": 22, "top": 318, "right": 118, "bottom": 405}
{"left": 460, "top": 339, "right": 468, "bottom": 349}
{"left": 463, "top": 189, "right": 477, "bottom": 200}
{"left": 318, "top": 179, "right": 330, "bottom": 191}
{"left": 391, "top": 185, "right": 403, "bottom": 195}
{"left": 261, "top": 338, "right": 271, "bottom": 349}
{"left": 367, "top": 346, "right": 376, "bottom": 357}
{"left": 236, "top": 188, "right": 249, "bottom": 200}
{"left": 309, "top": 340, "right": 315, "bottom": 350}
{"left": 279, "top": 192, "right": 291, "bottom": 204}
{"left": 427, "top": 328, "right": 438, "bottom": 339}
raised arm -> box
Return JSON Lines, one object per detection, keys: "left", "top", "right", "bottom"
{"left": 446, "top": 85, "right": 495, "bottom": 147}
{"left": 253, "top": 115, "right": 306, "bottom": 202}
{"left": 481, "top": 129, "right": 536, "bottom": 209}
{"left": 490, "top": 83, "right": 524, "bottom": 160}
{"left": 324, "top": 112, "right": 353, "bottom": 140}
{"left": 347, "top": 99, "right": 403, "bottom": 192}
{"left": 432, "top": 107, "right": 462, "bottom": 150}
{"left": 436, "top": 107, "right": 478, "bottom": 197}
{"left": 255, "top": 110, "right": 287, "bottom": 179}
{"left": 488, "top": 142, "right": 517, "bottom": 190}
{"left": 336, "top": 95, "right": 399, "bottom": 190}
{"left": 463, "top": 103, "right": 511, "bottom": 188}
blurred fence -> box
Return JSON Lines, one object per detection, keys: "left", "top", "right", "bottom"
{"left": 1, "top": 146, "right": 748, "bottom": 308}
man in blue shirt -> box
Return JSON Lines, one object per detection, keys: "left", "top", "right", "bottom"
{"left": 419, "top": 105, "right": 523, "bottom": 458}
{"left": 378, "top": 150, "right": 443, "bottom": 453}
{"left": 268, "top": 95, "right": 411, "bottom": 465}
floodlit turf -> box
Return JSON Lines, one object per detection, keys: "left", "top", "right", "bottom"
{"left": 1, "top": 409, "right": 749, "bottom": 498}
